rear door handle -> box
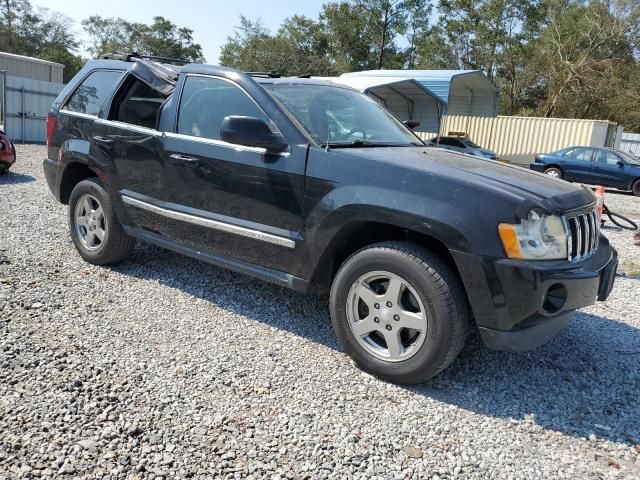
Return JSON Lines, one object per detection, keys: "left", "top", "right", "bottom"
{"left": 169, "top": 153, "right": 200, "bottom": 167}
{"left": 92, "top": 135, "right": 113, "bottom": 147}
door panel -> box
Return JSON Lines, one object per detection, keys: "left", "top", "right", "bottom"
{"left": 91, "top": 119, "right": 166, "bottom": 231}
{"left": 161, "top": 134, "right": 306, "bottom": 271}
{"left": 157, "top": 74, "right": 307, "bottom": 272}
{"left": 592, "top": 150, "right": 629, "bottom": 189}
{"left": 563, "top": 148, "right": 594, "bottom": 182}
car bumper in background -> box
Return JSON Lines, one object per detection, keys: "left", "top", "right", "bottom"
{"left": 0, "top": 143, "right": 15, "bottom": 167}
{"left": 452, "top": 238, "right": 618, "bottom": 352}
{"left": 529, "top": 162, "right": 545, "bottom": 173}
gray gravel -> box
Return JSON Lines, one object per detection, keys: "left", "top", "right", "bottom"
{"left": 1, "top": 144, "right": 639, "bottom": 479}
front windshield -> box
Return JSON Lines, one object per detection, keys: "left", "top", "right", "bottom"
{"left": 263, "top": 83, "right": 422, "bottom": 147}
{"left": 465, "top": 139, "right": 480, "bottom": 148}
{"left": 618, "top": 150, "right": 640, "bottom": 165}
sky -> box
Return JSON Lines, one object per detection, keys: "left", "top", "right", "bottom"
{"left": 34, "top": 0, "right": 327, "bottom": 62}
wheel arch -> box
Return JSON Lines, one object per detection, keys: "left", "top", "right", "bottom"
{"left": 308, "top": 219, "right": 465, "bottom": 296}
{"left": 59, "top": 160, "right": 100, "bottom": 204}
{"left": 544, "top": 164, "right": 563, "bottom": 174}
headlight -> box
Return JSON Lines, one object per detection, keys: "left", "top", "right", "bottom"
{"left": 499, "top": 210, "right": 567, "bottom": 260}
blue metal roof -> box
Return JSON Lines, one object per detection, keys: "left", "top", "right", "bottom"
{"left": 341, "top": 70, "right": 494, "bottom": 105}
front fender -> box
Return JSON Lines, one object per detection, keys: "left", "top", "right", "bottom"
{"left": 304, "top": 184, "right": 472, "bottom": 255}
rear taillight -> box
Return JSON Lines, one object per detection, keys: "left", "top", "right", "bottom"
{"left": 534, "top": 155, "right": 541, "bottom": 162}
{"left": 46, "top": 114, "right": 57, "bottom": 147}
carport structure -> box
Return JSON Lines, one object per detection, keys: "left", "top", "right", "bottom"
{"left": 326, "top": 76, "right": 445, "bottom": 135}
{"left": 337, "top": 70, "right": 498, "bottom": 135}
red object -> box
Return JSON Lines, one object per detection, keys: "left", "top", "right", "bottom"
{"left": 46, "top": 114, "right": 57, "bottom": 147}
{"left": 0, "top": 130, "right": 15, "bottom": 168}
{"left": 595, "top": 185, "right": 605, "bottom": 221}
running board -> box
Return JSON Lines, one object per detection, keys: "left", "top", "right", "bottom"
{"left": 123, "top": 226, "right": 309, "bottom": 292}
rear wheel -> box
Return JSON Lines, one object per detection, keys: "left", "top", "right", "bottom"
{"left": 632, "top": 180, "right": 640, "bottom": 197}
{"left": 330, "top": 242, "right": 469, "bottom": 384}
{"left": 68, "top": 178, "right": 135, "bottom": 265}
{"left": 544, "top": 167, "right": 563, "bottom": 179}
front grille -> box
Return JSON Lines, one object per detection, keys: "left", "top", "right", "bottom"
{"left": 563, "top": 209, "right": 599, "bottom": 262}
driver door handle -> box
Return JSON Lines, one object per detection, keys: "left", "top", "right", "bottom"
{"left": 92, "top": 135, "right": 113, "bottom": 147}
{"left": 169, "top": 153, "right": 200, "bottom": 167}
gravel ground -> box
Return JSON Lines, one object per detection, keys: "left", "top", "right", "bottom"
{"left": 1, "top": 144, "right": 639, "bottom": 479}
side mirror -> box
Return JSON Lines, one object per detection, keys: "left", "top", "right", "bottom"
{"left": 617, "top": 160, "right": 625, "bottom": 167}
{"left": 403, "top": 120, "right": 420, "bottom": 130}
{"left": 220, "top": 116, "right": 288, "bottom": 152}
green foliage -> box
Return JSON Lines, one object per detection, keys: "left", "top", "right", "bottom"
{"left": 82, "top": 15, "right": 205, "bottom": 63}
{"left": 217, "top": 0, "right": 640, "bottom": 130}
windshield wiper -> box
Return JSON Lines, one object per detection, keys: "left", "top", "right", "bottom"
{"left": 322, "top": 140, "right": 413, "bottom": 148}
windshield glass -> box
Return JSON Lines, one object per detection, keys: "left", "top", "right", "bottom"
{"left": 464, "top": 139, "right": 480, "bottom": 148}
{"left": 618, "top": 150, "right": 640, "bottom": 165}
{"left": 263, "top": 83, "right": 421, "bottom": 147}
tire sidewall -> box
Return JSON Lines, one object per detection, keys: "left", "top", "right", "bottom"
{"left": 330, "top": 247, "right": 459, "bottom": 383}
{"left": 633, "top": 180, "right": 640, "bottom": 197}
{"left": 68, "top": 178, "right": 113, "bottom": 262}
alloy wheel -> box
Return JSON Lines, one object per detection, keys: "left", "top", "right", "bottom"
{"left": 74, "top": 193, "right": 107, "bottom": 251}
{"left": 346, "top": 270, "right": 428, "bottom": 362}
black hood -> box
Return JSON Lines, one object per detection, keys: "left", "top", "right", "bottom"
{"left": 337, "top": 146, "right": 596, "bottom": 217}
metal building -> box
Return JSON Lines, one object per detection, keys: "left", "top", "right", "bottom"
{"left": 341, "top": 70, "right": 499, "bottom": 117}
{"left": 0, "top": 52, "right": 65, "bottom": 143}
{"left": 0, "top": 52, "right": 64, "bottom": 83}
{"left": 321, "top": 76, "right": 445, "bottom": 135}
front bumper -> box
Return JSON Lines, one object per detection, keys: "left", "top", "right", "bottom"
{"left": 529, "top": 162, "right": 545, "bottom": 173}
{"left": 452, "top": 237, "right": 618, "bottom": 352}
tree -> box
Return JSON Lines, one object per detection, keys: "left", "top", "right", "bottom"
{"left": 533, "top": 0, "right": 640, "bottom": 120}
{"left": 352, "top": 0, "right": 429, "bottom": 69}
{"left": 82, "top": 16, "right": 205, "bottom": 63}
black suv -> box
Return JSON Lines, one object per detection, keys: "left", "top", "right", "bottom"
{"left": 44, "top": 55, "right": 618, "bottom": 384}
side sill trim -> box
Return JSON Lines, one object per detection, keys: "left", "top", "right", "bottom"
{"left": 123, "top": 226, "right": 308, "bottom": 291}
{"left": 121, "top": 194, "right": 296, "bottom": 249}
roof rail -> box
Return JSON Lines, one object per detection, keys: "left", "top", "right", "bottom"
{"left": 245, "top": 70, "right": 281, "bottom": 78}
{"left": 100, "top": 52, "right": 192, "bottom": 66}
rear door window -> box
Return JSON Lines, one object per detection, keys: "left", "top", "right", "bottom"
{"left": 64, "top": 70, "right": 124, "bottom": 116}
{"left": 572, "top": 148, "right": 594, "bottom": 162}
{"left": 109, "top": 77, "right": 165, "bottom": 129}
{"left": 177, "top": 76, "right": 268, "bottom": 141}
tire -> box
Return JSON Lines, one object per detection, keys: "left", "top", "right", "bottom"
{"left": 544, "top": 167, "right": 563, "bottom": 179}
{"left": 0, "top": 166, "right": 7, "bottom": 175}
{"left": 330, "top": 241, "right": 469, "bottom": 384}
{"left": 632, "top": 180, "right": 640, "bottom": 197}
{"left": 68, "top": 178, "right": 135, "bottom": 265}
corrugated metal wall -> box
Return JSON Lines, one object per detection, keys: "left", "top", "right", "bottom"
{"left": 417, "top": 115, "right": 616, "bottom": 164}
{"left": 620, "top": 132, "right": 640, "bottom": 156}
{"left": 4, "top": 75, "right": 63, "bottom": 143}
{"left": 0, "top": 52, "right": 64, "bottom": 83}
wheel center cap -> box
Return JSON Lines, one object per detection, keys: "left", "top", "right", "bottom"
{"left": 379, "top": 308, "right": 393, "bottom": 325}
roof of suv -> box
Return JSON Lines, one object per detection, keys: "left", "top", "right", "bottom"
{"left": 86, "top": 58, "right": 353, "bottom": 92}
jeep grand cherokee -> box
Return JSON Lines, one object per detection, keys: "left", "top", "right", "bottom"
{"left": 43, "top": 55, "right": 618, "bottom": 384}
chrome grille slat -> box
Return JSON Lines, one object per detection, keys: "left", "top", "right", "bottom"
{"left": 563, "top": 209, "right": 599, "bottom": 262}
{"left": 576, "top": 216, "right": 583, "bottom": 260}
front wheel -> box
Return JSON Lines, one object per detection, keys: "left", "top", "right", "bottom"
{"left": 330, "top": 242, "right": 469, "bottom": 384}
{"left": 632, "top": 180, "right": 640, "bottom": 197}
{"left": 68, "top": 178, "right": 135, "bottom": 265}
{"left": 544, "top": 167, "right": 563, "bottom": 179}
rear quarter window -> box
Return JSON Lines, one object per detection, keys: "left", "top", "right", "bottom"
{"left": 64, "top": 70, "right": 124, "bottom": 116}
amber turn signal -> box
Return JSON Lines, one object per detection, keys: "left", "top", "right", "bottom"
{"left": 498, "top": 223, "right": 522, "bottom": 259}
